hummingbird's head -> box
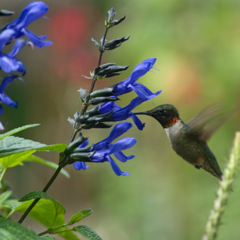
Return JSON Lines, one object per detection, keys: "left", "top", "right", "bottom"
{"left": 135, "top": 104, "right": 180, "bottom": 128}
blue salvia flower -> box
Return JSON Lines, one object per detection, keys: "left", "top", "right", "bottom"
{"left": 73, "top": 139, "right": 90, "bottom": 170}
{"left": 100, "top": 97, "right": 145, "bottom": 130}
{"left": 111, "top": 58, "right": 162, "bottom": 100}
{"left": 0, "top": 75, "right": 23, "bottom": 114}
{"left": 2, "top": 1, "right": 52, "bottom": 49}
{"left": 0, "top": 1, "right": 52, "bottom": 74}
{"left": 0, "top": 39, "right": 32, "bottom": 74}
{"left": 74, "top": 122, "right": 136, "bottom": 176}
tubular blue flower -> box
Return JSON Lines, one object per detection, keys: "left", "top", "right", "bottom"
{"left": 73, "top": 122, "right": 136, "bottom": 176}
{"left": 0, "top": 39, "right": 32, "bottom": 74}
{"left": 91, "top": 137, "right": 136, "bottom": 176}
{"left": 100, "top": 97, "right": 145, "bottom": 130}
{"left": 111, "top": 58, "right": 162, "bottom": 100}
{"left": 0, "top": 75, "right": 23, "bottom": 114}
{"left": 1, "top": 1, "right": 52, "bottom": 49}
{"left": 73, "top": 139, "right": 90, "bottom": 170}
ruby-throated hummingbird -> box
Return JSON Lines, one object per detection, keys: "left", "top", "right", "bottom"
{"left": 135, "top": 104, "right": 231, "bottom": 180}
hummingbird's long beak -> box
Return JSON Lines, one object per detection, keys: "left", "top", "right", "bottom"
{"left": 133, "top": 111, "right": 150, "bottom": 116}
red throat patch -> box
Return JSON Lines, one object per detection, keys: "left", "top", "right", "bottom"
{"left": 168, "top": 117, "right": 179, "bottom": 127}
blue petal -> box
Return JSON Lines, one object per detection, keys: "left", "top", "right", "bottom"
{"left": 0, "top": 93, "right": 17, "bottom": 108}
{"left": 131, "top": 82, "right": 162, "bottom": 100}
{"left": 124, "top": 96, "right": 144, "bottom": 112}
{"left": 112, "top": 80, "right": 132, "bottom": 96}
{"left": 21, "top": 28, "right": 52, "bottom": 48}
{"left": 124, "top": 58, "right": 157, "bottom": 85}
{"left": 0, "top": 54, "right": 26, "bottom": 74}
{"left": 8, "top": 39, "right": 33, "bottom": 58}
{"left": 0, "top": 29, "right": 18, "bottom": 51}
{"left": 131, "top": 113, "right": 145, "bottom": 130}
{"left": 111, "top": 97, "right": 144, "bottom": 121}
{"left": 107, "top": 155, "right": 130, "bottom": 176}
{"left": 111, "top": 109, "right": 128, "bottom": 121}
{"left": 114, "top": 151, "right": 135, "bottom": 162}
{"left": 106, "top": 122, "right": 133, "bottom": 143}
{"left": 93, "top": 122, "right": 133, "bottom": 151}
{"left": 91, "top": 149, "right": 110, "bottom": 162}
{"left": 130, "top": 84, "right": 148, "bottom": 101}
{"left": 110, "top": 137, "right": 137, "bottom": 154}
{"left": 99, "top": 101, "right": 121, "bottom": 114}
{"left": 92, "top": 140, "right": 111, "bottom": 152}
{"left": 73, "top": 161, "right": 89, "bottom": 170}
{"left": 7, "top": 1, "right": 49, "bottom": 30}
{"left": 0, "top": 75, "right": 22, "bottom": 93}
{"left": 77, "top": 139, "right": 89, "bottom": 149}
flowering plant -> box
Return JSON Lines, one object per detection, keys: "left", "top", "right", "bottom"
{"left": 0, "top": 2, "right": 237, "bottom": 240}
{"left": 0, "top": 2, "right": 161, "bottom": 239}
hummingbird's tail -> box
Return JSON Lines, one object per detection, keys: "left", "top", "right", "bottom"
{"left": 202, "top": 160, "right": 223, "bottom": 181}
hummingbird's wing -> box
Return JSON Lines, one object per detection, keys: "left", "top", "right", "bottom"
{"left": 186, "top": 104, "right": 231, "bottom": 142}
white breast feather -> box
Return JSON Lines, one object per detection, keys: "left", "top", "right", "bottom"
{"left": 164, "top": 120, "right": 182, "bottom": 143}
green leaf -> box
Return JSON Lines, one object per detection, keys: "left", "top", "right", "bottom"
{"left": 39, "top": 237, "right": 57, "bottom": 240}
{"left": 68, "top": 209, "right": 93, "bottom": 225}
{"left": 24, "top": 155, "right": 70, "bottom": 178}
{"left": 0, "top": 136, "right": 67, "bottom": 169}
{"left": 0, "top": 228, "right": 18, "bottom": 240}
{"left": 0, "top": 136, "right": 67, "bottom": 158}
{"left": 1, "top": 199, "right": 79, "bottom": 240}
{"left": 0, "top": 136, "right": 46, "bottom": 158}
{"left": 73, "top": 225, "right": 102, "bottom": 240}
{"left": 38, "top": 144, "right": 67, "bottom": 152}
{"left": 0, "top": 191, "right": 12, "bottom": 204}
{"left": 19, "top": 191, "right": 65, "bottom": 216}
{"left": 0, "top": 217, "right": 43, "bottom": 240}
{"left": 0, "top": 150, "right": 35, "bottom": 168}
{"left": 0, "top": 124, "right": 40, "bottom": 140}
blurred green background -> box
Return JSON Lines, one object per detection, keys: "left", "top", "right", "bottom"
{"left": 1, "top": 0, "right": 240, "bottom": 239}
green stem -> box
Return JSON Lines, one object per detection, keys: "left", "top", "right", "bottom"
{"left": 80, "top": 25, "right": 109, "bottom": 116}
{"left": 0, "top": 167, "right": 6, "bottom": 184}
{"left": 38, "top": 230, "right": 49, "bottom": 236}
{"left": 202, "top": 132, "right": 240, "bottom": 240}
{"left": 18, "top": 24, "right": 110, "bottom": 225}
{"left": 38, "top": 228, "right": 72, "bottom": 236}
{"left": 18, "top": 166, "right": 62, "bottom": 224}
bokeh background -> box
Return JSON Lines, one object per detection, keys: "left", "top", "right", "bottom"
{"left": 1, "top": 0, "right": 240, "bottom": 239}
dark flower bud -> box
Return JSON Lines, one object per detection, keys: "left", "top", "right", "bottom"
{"left": 104, "top": 36, "right": 130, "bottom": 50}
{"left": 97, "top": 65, "right": 129, "bottom": 77}
{"left": 109, "top": 16, "right": 126, "bottom": 28}
{"left": 86, "top": 105, "right": 101, "bottom": 116}
{"left": 75, "top": 114, "right": 90, "bottom": 124}
{"left": 88, "top": 96, "right": 119, "bottom": 105}
{"left": 82, "top": 122, "right": 112, "bottom": 129}
{"left": 64, "top": 134, "right": 88, "bottom": 155}
{"left": 108, "top": 8, "right": 116, "bottom": 23}
{"left": 0, "top": 9, "right": 15, "bottom": 16}
{"left": 73, "top": 145, "right": 94, "bottom": 153}
{"left": 87, "top": 110, "right": 113, "bottom": 122}
{"left": 90, "top": 87, "right": 115, "bottom": 98}
{"left": 94, "top": 63, "right": 116, "bottom": 75}
{"left": 68, "top": 152, "right": 95, "bottom": 164}
{"left": 99, "top": 63, "right": 116, "bottom": 69}
{"left": 105, "top": 73, "right": 121, "bottom": 78}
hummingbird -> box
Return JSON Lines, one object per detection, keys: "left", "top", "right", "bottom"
{"left": 135, "top": 104, "right": 231, "bottom": 180}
